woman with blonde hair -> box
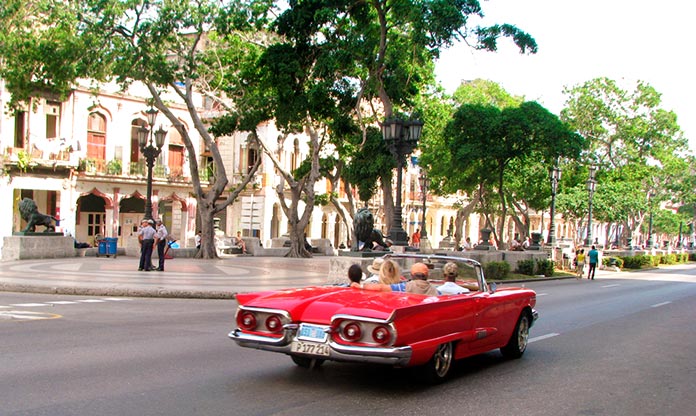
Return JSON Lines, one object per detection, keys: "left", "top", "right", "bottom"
{"left": 379, "top": 259, "right": 402, "bottom": 285}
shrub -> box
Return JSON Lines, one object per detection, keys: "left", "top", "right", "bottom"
{"left": 484, "top": 261, "right": 510, "bottom": 280}
{"left": 516, "top": 259, "right": 535, "bottom": 276}
{"left": 603, "top": 256, "right": 624, "bottom": 269}
{"left": 621, "top": 255, "right": 652, "bottom": 269}
{"left": 536, "top": 259, "right": 555, "bottom": 277}
{"left": 661, "top": 254, "right": 677, "bottom": 265}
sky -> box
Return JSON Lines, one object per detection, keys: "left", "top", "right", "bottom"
{"left": 435, "top": 0, "right": 695, "bottom": 150}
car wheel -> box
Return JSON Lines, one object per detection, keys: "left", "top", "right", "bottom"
{"left": 422, "top": 342, "right": 453, "bottom": 383}
{"left": 501, "top": 312, "right": 530, "bottom": 359}
{"left": 291, "top": 355, "right": 324, "bottom": 369}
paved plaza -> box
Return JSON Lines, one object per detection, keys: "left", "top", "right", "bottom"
{"left": 0, "top": 255, "right": 335, "bottom": 299}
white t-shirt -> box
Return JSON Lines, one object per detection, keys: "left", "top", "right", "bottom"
{"left": 437, "top": 282, "right": 470, "bottom": 295}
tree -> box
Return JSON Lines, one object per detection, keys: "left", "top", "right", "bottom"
{"left": 0, "top": 0, "right": 265, "bottom": 258}
{"left": 562, "top": 78, "right": 687, "bottom": 245}
{"left": 425, "top": 98, "right": 582, "bottom": 246}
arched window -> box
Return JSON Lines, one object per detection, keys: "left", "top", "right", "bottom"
{"left": 87, "top": 112, "right": 107, "bottom": 161}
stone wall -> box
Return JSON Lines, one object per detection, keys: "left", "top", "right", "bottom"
{"left": 2, "top": 236, "right": 75, "bottom": 261}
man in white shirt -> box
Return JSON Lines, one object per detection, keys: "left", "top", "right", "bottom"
{"left": 437, "top": 262, "right": 470, "bottom": 295}
{"left": 154, "top": 219, "right": 168, "bottom": 271}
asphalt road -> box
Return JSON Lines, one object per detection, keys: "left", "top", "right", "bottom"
{"left": 1, "top": 267, "right": 694, "bottom": 416}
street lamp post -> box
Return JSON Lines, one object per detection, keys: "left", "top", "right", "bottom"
{"left": 418, "top": 172, "right": 430, "bottom": 240}
{"left": 381, "top": 117, "right": 423, "bottom": 246}
{"left": 584, "top": 164, "right": 597, "bottom": 246}
{"left": 137, "top": 107, "right": 167, "bottom": 221}
{"left": 547, "top": 165, "right": 561, "bottom": 246}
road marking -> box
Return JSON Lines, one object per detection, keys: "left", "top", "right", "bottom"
{"left": 651, "top": 301, "right": 672, "bottom": 308}
{"left": 10, "top": 303, "right": 48, "bottom": 307}
{"left": 529, "top": 333, "right": 560, "bottom": 343}
{"left": 1, "top": 298, "right": 134, "bottom": 309}
{"left": 601, "top": 284, "right": 620, "bottom": 288}
{"left": 536, "top": 293, "right": 549, "bottom": 296}
{"left": 0, "top": 310, "right": 62, "bottom": 321}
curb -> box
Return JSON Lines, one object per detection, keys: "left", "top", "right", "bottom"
{"left": 0, "top": 283, "right": 237, "bottom": 300}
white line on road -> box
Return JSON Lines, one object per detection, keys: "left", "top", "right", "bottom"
{"left": 529, "top": 333, "right": 560, "bottom": 343}
{"left": 651, "top": 301, "right": 672, "bottom": 308}
{"left": 10, "top": 303, "right": 48, "bottom": 307}
{"left": 601, "top": 284, "right": 621, "bottom": 288}
{"left": 77, "top": 299, "right": 106, "bottom": 303}
{"left": 536, "top": 293, "right": 549, "bottom": 296}
{"left": 47, "top": 301, "right": 77, "bottom": 305}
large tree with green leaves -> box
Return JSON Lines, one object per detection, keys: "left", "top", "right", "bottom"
{"left": 561, "top": 77, "right": 687, "bottom": 245}
{"left": 0, "top": 0, "right": 266, "bottom": 258}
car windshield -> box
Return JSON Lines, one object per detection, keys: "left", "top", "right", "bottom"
{"left": 383, "top": 253, "right": 485, "bottom": 292}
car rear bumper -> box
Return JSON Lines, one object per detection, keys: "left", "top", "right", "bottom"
{"left": 229, "top": 329, "right": 412, "bottom": 367}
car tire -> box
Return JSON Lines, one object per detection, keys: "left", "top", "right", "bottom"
{"left": 501, "top": 312, "right": 530, "bottom": 359}
{"left": 291, "top": 355, "right": 324, "bottom": 369}
{"left": 422, "top": 342, "right": 454, "bottom": 384}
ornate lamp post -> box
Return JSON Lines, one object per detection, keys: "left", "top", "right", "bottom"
{"left": 418, "top": 172, "right": 430, "bottom": 240}
{"left": 547, "top": 165, "right": 561, "bottom": 246}
{"left": 584, "top": 164, "right": 597, "bottom": 246}
{"left": 381, "top": 117, "right": 423, "bottom": 246}
{"left": 137, "top": 107, "right": 167, "bottom": 221}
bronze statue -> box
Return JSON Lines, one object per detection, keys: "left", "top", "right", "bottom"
{"left": 19, "top": 198, "right": 59, "bottom": 233}
{"left": 353, "top": 208, "right": 389, "bottom": 251}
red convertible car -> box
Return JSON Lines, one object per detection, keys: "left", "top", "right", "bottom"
{"left": 229, "top": 254, "right": 538, "bottom": 382}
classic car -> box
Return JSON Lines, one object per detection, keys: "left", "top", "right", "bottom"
{"left": 229, "top": 254, "right": 538, "bottom": 382}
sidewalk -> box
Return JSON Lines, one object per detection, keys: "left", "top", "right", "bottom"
{"left": 0, "top": 255, "right": 334, "bottom": 299}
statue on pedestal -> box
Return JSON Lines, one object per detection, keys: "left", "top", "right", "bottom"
{"left": 19, "top": 198, "right": 59, "bottom": 233}
{"left": 353, "top": 208, "right": 389, "bottom": 251}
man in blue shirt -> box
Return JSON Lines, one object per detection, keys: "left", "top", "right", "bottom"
{"left": 138, "top": 219, "right": 156, "bottom": 271}
{"left": 587, "top": 245, "right": 599, "bottom": 280}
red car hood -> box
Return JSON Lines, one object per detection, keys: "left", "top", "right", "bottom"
{"left": 237, "top": 286, "right": 438, "bottom": 324}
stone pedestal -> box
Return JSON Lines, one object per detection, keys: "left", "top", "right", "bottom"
{"left": 2, "top": 235, "right": 75, "bottom": 260}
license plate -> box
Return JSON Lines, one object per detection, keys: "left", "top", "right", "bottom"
{"left": 297, "top": 324, "right": 328, "bottom": 342}
{"left": 291, "top": 340, "right": 330, "bottom": 356}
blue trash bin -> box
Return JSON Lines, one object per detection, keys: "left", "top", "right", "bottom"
{"left": 105, "top": 237, "right": 118, "bottom": 257}
{"left": 97, "top": 239, "right": 107, "bottom": 256}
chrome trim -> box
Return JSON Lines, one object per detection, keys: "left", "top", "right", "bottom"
{"left": 531, "top": 309, "right": 539, "bottom": 326}
{"left": 237, "top": 306, "right": 292, "bottom": 321}
{"left": 229, "top": 328, "right": 412, "bottom": 367}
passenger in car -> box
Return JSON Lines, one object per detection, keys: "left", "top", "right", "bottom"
{"left": 378, "top": 259, "right": 403, "bottom": 285}
{"left": 437, "top": 262, "right": 470, "bottom": 295}
{"left": 354, "top": 262, "right": 439, "bottom": 296}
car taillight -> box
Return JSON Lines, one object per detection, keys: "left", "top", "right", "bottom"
{"left": 238, "top": 311, "right": 257, "bottom": 331}
{"left": 265, "top": 315, "right": 283, "bottom": 333}
{"left": 372, "top": 326, "right": 392, "bottom": 345}
{"left": 342, "top": 322, "right": 362, "bottom": 342}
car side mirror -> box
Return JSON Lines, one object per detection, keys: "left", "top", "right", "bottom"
{"left": 489, "top": 282, "right": 497, "bottom": 294}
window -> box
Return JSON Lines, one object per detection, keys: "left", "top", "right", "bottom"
{"left": 45, "top": 101, "right": 61, "bottom": 139}
{"left": 87, "top": 213, "right": 105, "bottom": 237}
{"left": 87, "top": 112, "right": 107, "bottom": 160}
{"left": 14, "top": 111, "right": 27, "bottom": 148}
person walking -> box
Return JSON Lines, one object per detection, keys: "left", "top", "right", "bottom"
{"left": 575, "top": 248, "right": 585, "bottom": 279}
{"left": 587, "top": 245, "right": 599, "bottom": 280}
{"left": 138, "top": 219, "right": 156, "bottom": 271}
{"left": 154, "top": 219, "right": 168, "bottom": 271}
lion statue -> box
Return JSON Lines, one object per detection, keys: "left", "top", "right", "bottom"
{"left": 19, "top": 198, "right": 59, "bottom": 233}
{"left": 353, "top": 208, "right": 390, "bottom": 251}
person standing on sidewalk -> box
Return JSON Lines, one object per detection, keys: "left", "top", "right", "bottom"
{"left": 138, "top": 219, "right": 156, "bottom": 271}
{"left": 575, "top": 248, "right": 585, "bottom": 279}
{"left": 587, "top": 245, "right": 599, "bottom": 280}
{"left": 154, "top": 219, "right": 168, "bottom": 271}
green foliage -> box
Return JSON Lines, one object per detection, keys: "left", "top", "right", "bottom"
{"left": 106, "top": 159, "right": 122, "bottom": 175}
{"left": 484, "top": 261, "right": 510, "bottom": 280}
{"left": 602, "top": 256, "right": 624, "bottom": 268}
{"left": 620, "top": 255, "right": 652, "bottom": 269}
{"left": 516, "top": 259, "right": 535, "bottom": 276}
{"left": 16, "top": 150, "right": 32, "bottom": 172}
{"left": 536, "top": 259, "right": 555, "bottom": 277}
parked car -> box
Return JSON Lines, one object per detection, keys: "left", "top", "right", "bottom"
{"left": 229, "top": 254, "right": 538, "bottom": 382}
